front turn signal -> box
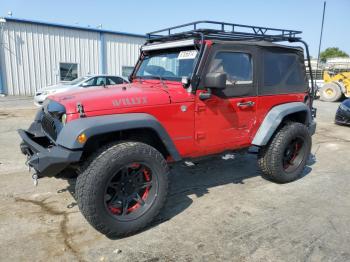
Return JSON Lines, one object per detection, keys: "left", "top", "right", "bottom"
{"left": 61, "top": 114, "right": 67, "bottom": 125}
{"left": 77, "top": 133, "right": 87, "bottom": 144}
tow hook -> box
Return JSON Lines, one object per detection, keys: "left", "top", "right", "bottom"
{"left": 32, "top": 173, "right": 38, "bottom": 186}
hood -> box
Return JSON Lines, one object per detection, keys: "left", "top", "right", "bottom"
{"left": 49, "top": 83, "right": 171, "bottom": 114}
{"left": 40, "top": 83, "right": 75, "bottom": 92}
{"left": 341, "top": 99, "right": 350, "bottom": 109}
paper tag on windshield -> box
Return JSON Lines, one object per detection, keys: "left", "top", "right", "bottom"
{"left": 178, "top": 50, "right": 197, "bottom": 60}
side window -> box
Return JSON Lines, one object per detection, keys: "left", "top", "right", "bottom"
{"left": 95, "top": 77, "right": 106, "bottom": 86}
{"left": 262, "top": 51, "right": 306, "bottom": 95}
{"left": 83, "top": 77, "right": 96, "bottom": 86}
{"left": 208, "top": 52, "right": 253, "bottom": 86}
{"left": 206, "top": 51, "right": 254, "bottom": 97}
{"left": 107, "top": 77, "right": 124, "bottom": 85}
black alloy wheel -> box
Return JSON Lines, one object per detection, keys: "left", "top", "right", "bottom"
{"left": 104, "top": 163, "right": 157, "bottom": 221}
{"left": 282, "top": 137, "right": 306, "bottom": 173}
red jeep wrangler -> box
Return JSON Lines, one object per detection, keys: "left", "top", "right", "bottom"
{"left": 19, "top": 21, "right": 316, "bottom": 237}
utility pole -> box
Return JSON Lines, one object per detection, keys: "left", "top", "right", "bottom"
{"left": 0, "top": 17, "right": 6, "bottom": 95}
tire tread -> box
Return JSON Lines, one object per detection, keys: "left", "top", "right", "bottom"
{"left": 257, "top": 122, "right": 311, "bottom": 183}
{"left": 75, "top": 141, "right": 169, "bottom": 237}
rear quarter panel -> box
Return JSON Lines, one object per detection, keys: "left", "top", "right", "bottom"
{"left": 252, "top": 93, "right": 307, "bottom": 141}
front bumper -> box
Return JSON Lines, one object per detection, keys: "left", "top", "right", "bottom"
{"left": 335, "top": 107, "right": 350, "bottom": 126}
{"left": 18, "top": 125, "right": 82, "bottom": 178}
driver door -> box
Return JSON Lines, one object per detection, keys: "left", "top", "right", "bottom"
{"left": 194, "top": 48, "right": 258, "bottom": 154}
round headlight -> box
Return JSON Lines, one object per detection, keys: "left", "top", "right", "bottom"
{"left": 61, "top": 114, "right": 67, "bottom": 125}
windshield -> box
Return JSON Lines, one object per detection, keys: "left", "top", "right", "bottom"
{"left": 65, "top": 76, "right": 90, "bottom": 85}
{"left": 135, "top": 49, "right": 198, "bottom": 81}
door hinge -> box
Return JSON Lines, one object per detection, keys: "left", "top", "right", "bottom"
{"left": 195, "top": 104, "right": 206, "bottom": 112}
{"left": 195, "top": 132, "right": 206, "bottom": 140}
{"left": 77, "top": 102, "right": 86, "bottom": 118}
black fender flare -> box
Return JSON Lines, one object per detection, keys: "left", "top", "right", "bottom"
{"left": 56, "top": 113, "right": 181, "bottom": 161}
{"left": 252, "top": 102, "right": 314, "bottom": 146}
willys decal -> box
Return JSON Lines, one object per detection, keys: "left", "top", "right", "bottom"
{"left": 112, "top": 97, "right": 148, "bottom": 107}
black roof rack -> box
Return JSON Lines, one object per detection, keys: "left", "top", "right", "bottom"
{"left": 147, "top": 21, "right": 302, "bottom": 43}
{"left": 143, "top": 21, "right": 315, "bottom": 104}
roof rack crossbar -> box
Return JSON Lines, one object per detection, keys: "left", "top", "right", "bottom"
{"left": 146, "top": 21, "right": 302, "bottom": 43}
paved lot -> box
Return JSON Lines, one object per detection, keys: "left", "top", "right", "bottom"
{"left": 0, "top": 97, "right": 349, "bottom": 262}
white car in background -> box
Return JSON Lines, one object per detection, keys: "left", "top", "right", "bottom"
{"left": 34, "top": 75, "right": 129, "bottom": 106}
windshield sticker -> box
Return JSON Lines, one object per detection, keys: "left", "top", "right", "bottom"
{"left": 178, "top": 50, "right": 198, "bottom": 60}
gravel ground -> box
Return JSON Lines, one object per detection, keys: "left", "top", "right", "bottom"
{"left": 0, "top": 97, "right": 349, "bottom": 262}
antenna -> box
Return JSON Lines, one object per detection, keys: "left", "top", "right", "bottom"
{"left": 0, "top": 17, "right": 5, "bottom": 95}
{"left": 315, "top": 1, "right": 326, "bottom": 84}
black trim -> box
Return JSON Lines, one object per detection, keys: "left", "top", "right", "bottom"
{"left": 56, "top": 113, "right": 182, "bottom": 161}
{"left": 41, "top": 100, "right": 66, "bottom": 141}
{"left": 18, "top": 129, "right": 82, "bottom": 177}
{"left": 252, "top": 102, "right": 314, "bottom": 146}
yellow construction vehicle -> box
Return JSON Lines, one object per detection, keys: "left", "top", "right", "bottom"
{"left": 319, "top": 71, "right": 350, "bottom": 102}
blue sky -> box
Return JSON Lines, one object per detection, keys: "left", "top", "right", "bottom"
{"left": 1, "top": 0, "right": 349, "bottom": 57}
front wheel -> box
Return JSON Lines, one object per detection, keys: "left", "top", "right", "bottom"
{"left": 257, "top": 122, "right": 312, "bottom": 183}
{"left": 76, "top": 142, "right": 169, "bottom": 238}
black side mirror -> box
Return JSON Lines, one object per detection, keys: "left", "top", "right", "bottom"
{"left": 181, "top": 76, "right": 190, "bottom": 88}
{"left": 205, "top": 72, "right": 227, "bottom": 89}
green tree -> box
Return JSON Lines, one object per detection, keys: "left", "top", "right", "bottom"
{"left": 320, "top": 47, "right": 349, "bottom": 62}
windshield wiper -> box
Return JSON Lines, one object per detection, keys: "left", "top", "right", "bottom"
{"left": 133, "top": 76, "right": 143, "bottom": 84}
{"left": 142, "top": 75, "right": 167, "bottom": 88}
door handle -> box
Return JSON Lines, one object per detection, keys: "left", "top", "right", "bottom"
{"left": 237, "top": 101, "right": 255, "bottom": 107}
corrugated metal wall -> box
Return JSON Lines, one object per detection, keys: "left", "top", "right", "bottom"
{"left": 0, "top": 20, "right": 144, "bottom": 96}
{"left": 105, "top": 34, "right": 144, "bottom": 76}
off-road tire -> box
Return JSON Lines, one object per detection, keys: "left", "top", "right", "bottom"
{"left": 319, "top": 82, "right": 343, "bottom": 102}
{"left": 257, "top": 122, "right": 311, "bottom": 183}
{"left": 76, "top": 141, "right": 169, "bottom": 238}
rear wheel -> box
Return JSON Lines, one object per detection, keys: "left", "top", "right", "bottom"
{"left": 76, "top": 142, "right": 169, "bottom": 238}
{"left": 319, "top": 82, "right": 343, "bottom": 102}
{"left": 257, "top": 122, "right": 311, "bottom": 183}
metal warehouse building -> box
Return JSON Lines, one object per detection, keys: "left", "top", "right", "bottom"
{"left": 0, "top": 17, "right": 146, "bottom": 96}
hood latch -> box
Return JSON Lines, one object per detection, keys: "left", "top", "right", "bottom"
{"left": 77, "top": 102, "right": 86, "bottom": 118}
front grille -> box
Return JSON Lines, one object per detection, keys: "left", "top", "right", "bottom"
{"left": 41, "top": 113, "right": 58, "bottom": 140}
